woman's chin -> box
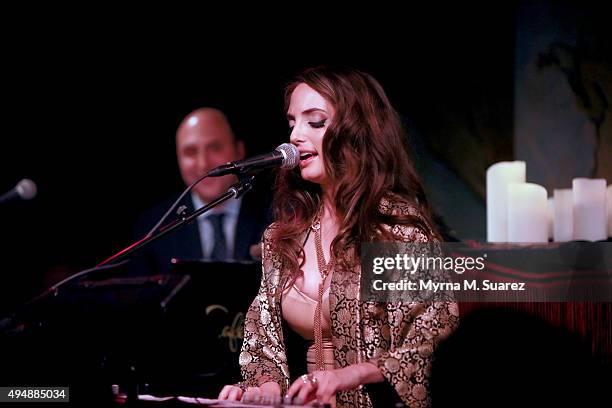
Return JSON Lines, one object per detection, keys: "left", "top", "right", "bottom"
{"left": 300, "top": 171, "right": 326, "bottom": 185}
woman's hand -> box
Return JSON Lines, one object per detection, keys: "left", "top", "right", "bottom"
{"left": 286, "top": 367, "right": 359, "bottom": 405}
{"left": 218, "top": 381, "right": 281, "bottom": 402}
{"left": 286, "top": 363, "right": 384, "bottom": 405}
{"left": 218, "top": 385, "right": 243, "bottom": 401}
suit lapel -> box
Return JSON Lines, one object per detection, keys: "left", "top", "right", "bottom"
{"left": 174, "top": 196, "right": 204, "bottom": 260}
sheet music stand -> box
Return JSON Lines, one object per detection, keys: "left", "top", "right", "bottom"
{"left": 130, "top": 259, "right": 261, "bottom": 397}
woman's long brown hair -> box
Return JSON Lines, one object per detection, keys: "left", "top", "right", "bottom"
{"left": 271, "top": 66, "right": 440, "bottom": 277}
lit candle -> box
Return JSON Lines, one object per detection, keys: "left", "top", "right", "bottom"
{"left": 573, "top": 178, "right": 607, "bottom": 241}
{"left": 553, "top": 189, "right": 573, "bottom": 242}
{"left": 487, "top": 161, "right": 526, "bottom": 242}
{"left": 507, "top": 182, "right": 548, "bottom": 243}
{"left": 607, "top": 185, "right": 612, "bottom": 238}
{"left": 547, "top": 197, "right": 554, "bottom": 241}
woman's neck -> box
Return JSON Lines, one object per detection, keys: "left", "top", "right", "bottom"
{"left": 319, "top": 194, "right": 339, "bottom": 236}
{"left": 320, "top": 192, "right": 335, "bottom": 219}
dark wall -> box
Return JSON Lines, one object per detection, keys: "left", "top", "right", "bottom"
{"left": 0, "top": 7, "right": 517, "bottom": 311}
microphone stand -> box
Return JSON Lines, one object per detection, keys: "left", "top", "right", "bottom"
{"left": 0, "top": 173, "right": 259, "bottom": 408}
{"left": 1, "top": 174, "right": 257, "bottom": 334}
{"left": 97, "top": 174, "right": 256, "bottom": 267}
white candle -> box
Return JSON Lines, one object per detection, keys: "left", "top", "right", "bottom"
{"left": 573, "top": 178, "right": 607, "bottom": 241}
{"left": 547, "top": 197, "right": 554, "bottom": 241}
{"left": 487, "top": 161, "right": 526, "bottom": 242}
{"left": 553, "top": 189, "right": 573, "bottom": 242}
{"left": 507, "top": 182, "right": 548, "bottom": 243}
{"left": 607, "top": 185, "right": 612, "bottom": 238}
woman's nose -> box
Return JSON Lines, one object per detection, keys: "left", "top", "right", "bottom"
{"left": 289, "top": 127, "right": 305, "bottom": 145}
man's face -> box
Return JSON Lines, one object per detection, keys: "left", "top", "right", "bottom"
{"left": 176, "top": 116, "right": 245, "bottom": 202}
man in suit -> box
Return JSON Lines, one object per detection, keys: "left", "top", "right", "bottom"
{"left": 132, "top": 108, "right": 270, "bottom": 275}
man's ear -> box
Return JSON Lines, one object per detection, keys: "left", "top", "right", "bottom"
{"left": 236, "top": 140, "right": 246, "bottom": 160}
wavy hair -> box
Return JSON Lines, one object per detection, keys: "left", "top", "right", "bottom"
{"left": 271, "top": 66, "right": 440, "bottom": 277}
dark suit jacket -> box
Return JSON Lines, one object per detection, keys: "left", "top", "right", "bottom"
{"left": 130, "top": 188, "right": 271, "bottom": 276}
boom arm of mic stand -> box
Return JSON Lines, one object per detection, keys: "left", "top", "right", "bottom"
{"left": 97, "top": 175, "right": 256, "bottom": 267}
{"left": 1, "top": 176, "right": 257, "bottom": 334}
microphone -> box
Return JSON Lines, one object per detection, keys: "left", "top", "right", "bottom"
{"left": 207, "top": 143, "right": 300, "bottom": 177}
{"left": 0, "top": 179, "right": 37, "bottom": 204}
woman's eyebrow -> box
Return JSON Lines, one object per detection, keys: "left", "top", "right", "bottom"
{"left": 286, "top": 108, "right": 328, "bottom": 120}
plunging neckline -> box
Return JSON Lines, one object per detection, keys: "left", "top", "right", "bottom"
{"left": 291, "top": 279, "right": 331, "bottom": 303}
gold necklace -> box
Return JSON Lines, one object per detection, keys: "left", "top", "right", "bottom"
{"left": 311, "top": 214, "right": 332, "bottom": 371}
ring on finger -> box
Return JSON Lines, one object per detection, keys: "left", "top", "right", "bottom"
{"left": 307, "top": 374, "right": 318, "bottom": 388}
{"left": 300, "top": 374, "right": 309, "bottom": 384}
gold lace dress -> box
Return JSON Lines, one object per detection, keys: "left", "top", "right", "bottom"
{"left": 238, "top": 198, "right": 460, "bottom": 407}
{"left": 281, "top": 283, "right": 335, "bottom": 372}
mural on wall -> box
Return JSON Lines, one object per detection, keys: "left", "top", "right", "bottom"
{"left": 415, "top": 1, "right": 610, "bottom": 239}
{"left": 515, "top": 1, "right": 611, "bottom": 191}
{"left": 538, "top": 42, "right": 611, "bottom": 180}
{"left": 423, "top": 87, "right": 514, "bottom": 200}
{"left": 416, "top": 86, "right": 511, "bottom": 239}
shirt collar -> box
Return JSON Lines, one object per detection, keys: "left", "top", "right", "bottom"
{"left": 191, "top": 191, "right": 242, "bottom": 218}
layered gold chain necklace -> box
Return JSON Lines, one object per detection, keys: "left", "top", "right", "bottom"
{"left": 310, "top": 213, "right": 333, "bottom": 372}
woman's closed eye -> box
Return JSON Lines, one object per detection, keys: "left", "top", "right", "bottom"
{"left": 288, "top": 119, "right": 326, "bottom": 133}
{"left": 308, "top": 119, "right": 327, "bottom": 129}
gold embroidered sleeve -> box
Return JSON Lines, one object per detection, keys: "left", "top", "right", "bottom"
{"left": 237, "top": 228, "right": 290, "bottom": 392}
{"left": 371, "top": 300, "right": 459, "bottom": 407}
{"left": 370, "top": 225, "right": 459, "bottom": 407}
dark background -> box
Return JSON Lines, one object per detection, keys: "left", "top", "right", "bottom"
{"left": 1, "top": 3, "right": 611, "bottom": 406}
{"left": 0, "top": 6, "right": 517, "bottom": 311}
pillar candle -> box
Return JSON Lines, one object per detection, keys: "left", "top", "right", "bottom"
{"left": 573, "top": 178, "right": 607, "bottom": 241}
{"left": 547, "top": 197, "right": 554, "bottom": 241}
{"left": 487, "top": 161, "right": 526, "bottom": 242}
{"left": 607, "top": 185, "right": 612, "bottom": 237}
{"left": 553, "top": 189, "right": 573, "bottom": 242}
{"left": 508, "top": 182, "right": 548, "bottom": 243}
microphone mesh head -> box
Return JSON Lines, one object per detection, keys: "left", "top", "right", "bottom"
{"left": 276, "top": 143, "right": 300, "bottom": 169}
{"left": 16, "top": 179, "right": 37, "bottom": 200}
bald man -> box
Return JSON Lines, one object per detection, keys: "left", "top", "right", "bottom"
{"left": 176, "top": 108, "right": 245, "bottom": 204}
{"left": 132, "top": 108, "right": 270, "bottom": 275}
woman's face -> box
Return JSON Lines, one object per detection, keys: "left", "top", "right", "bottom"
{"left": 287, "top": 83, "right": 335, "bottom": 186}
